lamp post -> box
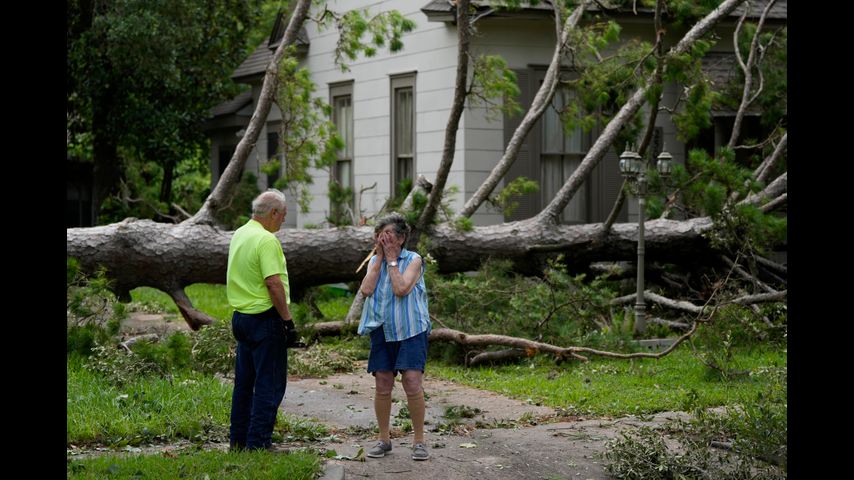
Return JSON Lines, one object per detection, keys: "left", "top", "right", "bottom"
{"left": 619, "top": 144, "right": 672, "bottom": 334}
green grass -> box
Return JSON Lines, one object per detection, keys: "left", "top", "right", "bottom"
{"left": 67, "top": 355, "right": 232, "bottom": 446}
{"left": 67, "top": 449, "right": 321, "bottom": 479}
{"left": 428, "top": 347, "right": 786, "bottom": 417}
{"left": 130, "top": 284, "right": 233, "bottom": 321}
{"left": 68, "top": 355, "right": 332, "bottom": 447}
{"left": 130, "top": 284, "right": 354, "bottom": 322}
{"left": 316, "top": 296, "right": 352, "bottom": 321}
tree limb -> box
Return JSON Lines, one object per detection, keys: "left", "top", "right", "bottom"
{"left": 727, "top": 0, "right": 777, "bottom": 150}
{"left": 740, "top": 172, "right": 786, "bottom": 207}
{"left": 417, "top": 0, "right": 471, "bottom": 231}
{"left": 760, "top": 193, "right": 786, "bottom": 213}
{"left": 720, "top": 255, "right": 777, "bottom": 294}
{"left": 456, "top": 0, "right": 588, "bottom": 219}
{"left": 538, "top": 0, "right": 747, "bottom": 224}
{"left": 188, "top": 0, "right": 312, "bottom": 225}
{"left": 169, "top": 287, "right": 216, "bottom": 331}
{"left": 755, "top": 132, "right": 787, "bottom": 184}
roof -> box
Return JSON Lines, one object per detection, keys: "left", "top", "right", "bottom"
{"left": 232, "top": 12, "right": 310, "bottom": 82}
{"left": 701, "top": 52, "right": 761, "bottom": 115}
{"left": 421, "top": 0, "right": 787, "bottom": 22}
{"left": 209, "top": 90, "right": 252, "bottom": 117}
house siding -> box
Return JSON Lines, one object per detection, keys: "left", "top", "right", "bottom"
{"left": 207, "top": 0, "right": 778, "bottom": 229}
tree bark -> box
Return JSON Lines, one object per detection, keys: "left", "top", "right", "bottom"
{"left": 67, "top": 216, "right": 716, "bottom": 329}
{"left": 755, "top": 132, "right": 787, "bottom": 184}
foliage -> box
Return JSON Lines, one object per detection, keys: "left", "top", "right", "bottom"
{"left": 67, "top": 0, "right": 262, "bottom": 218}
{"left": 488, "top": 176, "right": 539, "bottom": 217}
{"left": 85, "top": 339, "right": 174, "bottom": 386}
{"left": 67, "top": 258, "right": 124, "bottom": 356}
{"left": 192, "top": 319, "right": 237, "bottom": 375}
{"left": 99, "top": 146, "right": 211, "bottom": 223}
{"left": 216, "top": 172, "right": 262, "bottom": 230}
{"left": 428, "top": 257, "right": 619, "bottom": 349}
{"left": 662, "top": 149, "right": 786, "bottom": 256}
{"left": 289, "top": 343, "right": 358, "bottom": 378}
{"left": 604, "top": 366, "right": 786, "bottom": 478}
{"left": 469, "top": 55, "right": 523, "bottom": 121}
{"left": 692, "top": 303, "right": 786, "bottom": 380}
{"left": 274, "top": 50, "right": 337, "bottom": 216}
{"left": 275, "top": 414, "right": 332, "bottom": 443}
{"left": 244, "top": 0, "right": 293, "bottom": 57}
{"left": 452, "top": 216, "right": 474, "bottom": 232}
{"left": 565, "top": 21, "right": 653, "bottom": 147}
{"left": 723, "top": 22, "right": 788, "bottom": 131}
{"left": 326, "top": 9, "right": 416, "bottom": 71}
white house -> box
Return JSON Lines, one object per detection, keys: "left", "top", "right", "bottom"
{"left": 204, "top": 0, "right": 786, "bottom": 229}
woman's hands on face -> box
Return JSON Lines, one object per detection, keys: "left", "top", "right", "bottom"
{"left": 375, "top": 232, "right": 385, "bottom": 259}
{"left": 379, "top": 231, "right": 401, "bottom": 262}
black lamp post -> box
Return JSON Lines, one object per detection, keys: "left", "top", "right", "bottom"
{"left": 619, "top": 144, "right": 672, "bottom": 334}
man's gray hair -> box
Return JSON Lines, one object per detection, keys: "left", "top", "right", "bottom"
{"left": 252, "top": 189, "right": 287, "bottom": 217}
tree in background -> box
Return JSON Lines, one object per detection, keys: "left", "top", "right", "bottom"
{"left": 67, "top": 0, "right": 265, "bottom": 222}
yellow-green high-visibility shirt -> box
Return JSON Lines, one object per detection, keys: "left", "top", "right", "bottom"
{"left": 226, "top": 219, "right": 290, "bottom": 314}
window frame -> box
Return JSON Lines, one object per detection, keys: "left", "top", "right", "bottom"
{"left": 390, "top": 72, "right": 417, "bottom": 198}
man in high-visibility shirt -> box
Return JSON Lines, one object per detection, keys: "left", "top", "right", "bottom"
{"left": 226, "top": 189, "right": 301, "bottom": 451}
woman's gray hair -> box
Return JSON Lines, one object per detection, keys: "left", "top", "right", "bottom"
{"left": 252, "top": 189, "right": 287, "bottom": 217}
{"left": 375, "top": 212, "right": 411, "bottom": 246}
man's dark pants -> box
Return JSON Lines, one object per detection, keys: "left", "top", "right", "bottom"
{"left": 229, "top": 308, "right": 288, "bottom": 450}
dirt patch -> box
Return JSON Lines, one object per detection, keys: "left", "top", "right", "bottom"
{"left": 286, "top": 363, "right": 554, "bottom": 432}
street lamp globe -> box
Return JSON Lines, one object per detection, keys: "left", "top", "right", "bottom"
{"left": 619, "top": 145, "right": 641, "bottom": 178}
{"left": 657, "top": 149, "right": 673, "bottom": 178}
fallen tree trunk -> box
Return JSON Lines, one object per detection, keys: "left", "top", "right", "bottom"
{"left": 67, "top": 216, "right": 716, "bottom": 329}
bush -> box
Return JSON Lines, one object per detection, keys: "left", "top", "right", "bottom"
{"left": 191, "top": 318, "right": 236, "bottom": 375}
{"left": 67, "top": 259, "right": 124, "bottom": 356}
{"left": 604, "top": 367, "right": 787, "bottom": 478}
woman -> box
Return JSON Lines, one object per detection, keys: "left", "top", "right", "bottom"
{"left": 358, "top": 212, "right": 431, "bottom": 461}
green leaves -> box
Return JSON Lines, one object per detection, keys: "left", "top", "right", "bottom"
{"left": 68, "top": 0, "right": 261, "bottom": 218}
{"left": 470, "top": 55, "right": 523, "bottom": 120}
{"left": 334, "top": 9, "right": 416, "bottom": 71}
{"left": 489, "top": 176, "right": 539, "bottom": 217}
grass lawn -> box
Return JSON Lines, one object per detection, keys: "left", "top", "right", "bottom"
{"left": 428, "top": 346, "right": 786, "bottom": 417}
{"left": 67, "top": 448, "right": 321, "bottom": 480}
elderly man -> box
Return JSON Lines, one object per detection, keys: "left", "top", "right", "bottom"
{"left": 226, "top": 189, "right": 301, "bottom": 451}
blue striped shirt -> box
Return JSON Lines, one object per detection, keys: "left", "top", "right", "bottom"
{"left": 358, "top": 248, "right": 431, "bottom": 341}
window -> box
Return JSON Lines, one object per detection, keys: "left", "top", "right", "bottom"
{"left": 330, "top": 82, "right": 354, "bottom": 224}
{"left": 391, "top": 74, "right": 416, "bottom": 198}
{"left": 540, "top": 88, "right": 589, "bottom": 223}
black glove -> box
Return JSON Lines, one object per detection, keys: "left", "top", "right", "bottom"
{"left": 283, "top": 320, "right": 307, "bottom": 348}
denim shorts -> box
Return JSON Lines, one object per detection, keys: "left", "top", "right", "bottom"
{"left": 367, "top": 328, "right": 429, "bottom": 375}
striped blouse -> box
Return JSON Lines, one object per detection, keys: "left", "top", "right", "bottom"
{"left": 358, "top": 248, "right": 431, "bottom": 341}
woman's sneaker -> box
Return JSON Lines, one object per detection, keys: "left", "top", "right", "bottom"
{"left": 411, "top": 443, "right": 429, "bottom": 460}
{"left": 366, "top": 440, "right": 392, "bottom": 458}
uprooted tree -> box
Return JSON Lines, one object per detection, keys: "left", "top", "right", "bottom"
{"left": 67, "top": 0, "right": 786, "bottom": 361}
